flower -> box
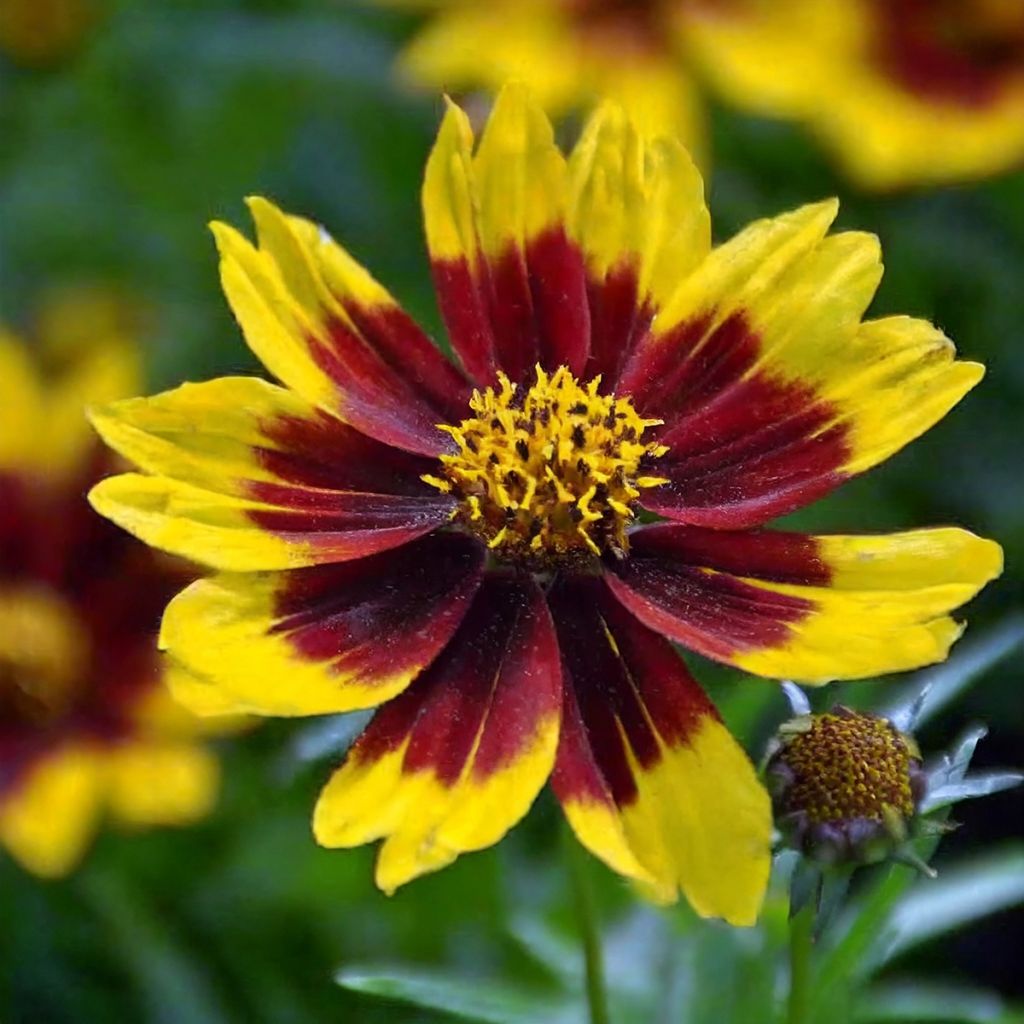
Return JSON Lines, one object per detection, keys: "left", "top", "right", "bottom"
{"left": 386, "top": 0, "right": 706, "bottom": 151}
{"left": 688, "top": 0, "right": 1024, "bottom": 189}
{"left": 0, "top": 294, "right": 224, "bottom": 879}
{"left": 89, "top": 84, "right": 1001, "bottom": 925}
{"left": 767, "top": 707, "right": 928, "bottom": 867}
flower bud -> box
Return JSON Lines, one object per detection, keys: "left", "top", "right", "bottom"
{"left": 767, "top": 706, "right": 927, "bottom": 867}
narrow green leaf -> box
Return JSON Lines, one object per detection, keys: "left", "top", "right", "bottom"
{"left": 508, "top": 917, "right": 581, "bottom": 988}
{"left": 788, "top": 857, "right": 822, "bottom": 919}
{"left": 855, "top": 979, "right": 1004, "bottom": 1022}
{"left": 78, "top": 869, "right": 230, "bottom": 1024}
{"left": 927, "top": 725, "right": 989, "bottom": 790}
{"left": 880, "top": 616, "right": 1024, "bottom": 732}
{"left": 816, "top": 861, "right": 924, "bottom": 997}
{"left": 922, "top": 771, "right": 1024, "bottom": 813}
{"left": 337, "top": 966, "right": 571, "bottom": 1024}
{"left": 879, "top": 846, "right": 1024, "bottom": 963}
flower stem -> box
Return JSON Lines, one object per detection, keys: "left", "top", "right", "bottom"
{"left": 787, "top": 899, "right": 816, "bottom": 1024}
{"left": 563, "top": 827, "right": 611, "bottom": 1024}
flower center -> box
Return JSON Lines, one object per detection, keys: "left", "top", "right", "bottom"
{"left": 425, "top": 367, "right": 667, "bottom": 568}
{"left": 776, "top": 711, "right": 918, "bottom": 825}
{"left": 0, "top": 587, "right": 87, "bottom": 726}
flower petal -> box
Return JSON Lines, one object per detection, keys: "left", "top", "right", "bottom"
{"left": 549, "top": 577, "right": 771, "bottom": 925}
{"left": 268, "top": 202, "right": 472, "bottom": 423}
{"left": 423, "top": 84, "right": 590, "bottom": 386}
{"left": 91, "top": 376, "right": 439, "bottom": 496}
{"left": 686, "top": 1, "right": 1024, "bottom": 189}
{"left": 212, "top": 199, "right": 462, "bottom": 456}
{"left": 129, "top": 672, "right": 249, "bottom": 736}
{"left": 163, "top": 657, "right": 255, "bottom": 718}
{"left": 606, "top": 524, "right": 1003, "bottom": 684}
{"left": 89, "top": 472, "right": 453, "bottom": 572}
{"left": 401, "top": 3, "right": 579, "bottom": 118}
{"left": 159, "top": 532, "right": 485, "bottom": 717}
{"left": 90, "top": 375, "right": 451, "bottom": 570}
{"left": 105, "top": 741, "right": 219, "bottom": 826}
{"left": 0, "top": 474, "right": 33, "bottom": 577}
{"left": 618, "top": 205, "right": 982, "bottom": 526}
{"left": 313, "top": 573, "right": 561, "bottom": 893}
{"left": 568, "top": 101, "right": 710, "bottom": 385}
{"left": 0, "top": 330, "right": 42, "bottom": 472}
{"left": 89, "top": 374, "right": 452, "bottom": 572}
{"left": 0, "top": 743, "right": 103, "bottom": 878}
{"left": 1, "top": 327, "right": 138, "bottom": 478}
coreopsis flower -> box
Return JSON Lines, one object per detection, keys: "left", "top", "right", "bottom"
{"left": 0, "top": 300, "right": 223, "bottom": 878}
{"left": 90, "top": 84, "right": 1001, "bottom": 925}
{"left": 386, "top": 0, "right": 706, "bottom": 150}
{"left": 688, "top": 0, "right": 1024, "bottom": 189}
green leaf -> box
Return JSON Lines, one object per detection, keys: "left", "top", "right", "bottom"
{"left": 880, "top": 616, "right": 1024, "bottom": 732}
{"left": 927, "top": 725, "right": 989, "bottom": 790}
{"left": 788, "top": 856, "right": 822, "bottom": 919}
{"left": 921, "top": 771, "right": 1024, "bottom": 813}
{"left": 818, "top": 865, "right": 916, "bottom": 995}
{"left": 879, "top": 846, "right": 1024, "bottom": 964}
{"left": 336, "top": 966, "right": 572, "bottom": 1024}
{"left": 855, "top": 979, "right": 1005, "bottom": 1022}
{"left": 78, "top": 869, "right": 230, "bottom": 1024}
{"left": 508, "top": 916, "right": 581, "bottom": 987}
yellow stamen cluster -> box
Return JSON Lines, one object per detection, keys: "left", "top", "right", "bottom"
{"left": 780, "top": 712, "right": 918, "bottom": 825}
{"left": 0, "top": 588, "right": 86, "bottom": 725}
{"left": 424, "top": 367, "right": 668, "bottom": 567}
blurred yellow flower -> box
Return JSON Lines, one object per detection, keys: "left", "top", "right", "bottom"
{"left": 386, "top": 0, "right": 707, "bottom": 156}
{"left": 389, "top": 1, "right": 1024, "bottom": 189}
{"left": 0, "top": 291, "right": 226, "bottom": 879}
{"left": 689, "top": 0, "right": 1024, "bottom": 189}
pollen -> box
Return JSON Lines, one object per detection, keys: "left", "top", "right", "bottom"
{"left": 776, "top": 710, "right": 919, "bottom": 826}
{"left": 424, "top": 366, "right": 668, "bottom": 567}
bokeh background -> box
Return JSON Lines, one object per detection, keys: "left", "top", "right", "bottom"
{"left": 1, "top": 1, "right": 1021, "bottom": 1021}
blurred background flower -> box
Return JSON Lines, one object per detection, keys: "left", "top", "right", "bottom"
{"left": 690, "top": 0, "right": 1024, "bottom": 189}
{"left": 385, "top": 0, "right": 707, "bottom": 155}
{"left": 0, "top": 2, "right": 1021, "bottom": 1022}
{"left": 390, "top": 0, "right": 1024, "bottom": 190}
{"left": 0, "top": 292, "right": 228, "bottom": 878}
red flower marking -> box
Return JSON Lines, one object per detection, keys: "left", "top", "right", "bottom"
{"left": 270, "top": 532, "right": 484, "bottom": 684}
{"left": 345, "top": 574, "right": 559, "bottom": 786}
{"left": 872, "top": 0, "right": 1024, "bottom": 108}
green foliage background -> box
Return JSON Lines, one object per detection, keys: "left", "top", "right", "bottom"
{"left": 0, "top": 2, "right": 1021, "bottom": 1021}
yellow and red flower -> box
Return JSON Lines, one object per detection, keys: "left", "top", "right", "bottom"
{"left": 389, "top": 1, "right": 1024, "bottom": 188}
{"left": 90, "top": 86, "right": 1000, "bottom": 925}
{"left": 689, "top": 0, "right": 1024, "bottom": 188}
{"left": 0, "top": 295, "right": 223, "bottom": 878}
{"left": 387, "top": 0, "right": 707, "bottom": 151}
